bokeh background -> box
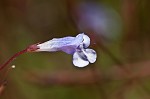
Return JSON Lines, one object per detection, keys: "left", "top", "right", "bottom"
{"left": 0, "top": 0, "right": 150, "bottom": 99}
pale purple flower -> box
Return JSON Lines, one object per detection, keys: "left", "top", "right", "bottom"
{"left": 36, "top": 33, "right": 97, "bottom": 67}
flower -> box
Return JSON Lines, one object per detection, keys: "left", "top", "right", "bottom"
{"left": 36, "top": 33, "right": 97, "bottom": 67}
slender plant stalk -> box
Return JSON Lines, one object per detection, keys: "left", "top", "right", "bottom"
{"left": 0, "top": 49, "right": 28, "bottom": 71}
{"left": 0, "top": 44, "right": 39, "bottom": 71}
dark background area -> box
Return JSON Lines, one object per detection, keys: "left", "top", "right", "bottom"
{"left": 0, "top": 0, "right": 150, "bottom": 99}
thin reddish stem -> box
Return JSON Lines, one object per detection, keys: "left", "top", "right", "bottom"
{"left": 0, "top": 49, "right": 27, "bottom": 71}
{"left": 0, "top": 44, "right": 39, "bottom": 71}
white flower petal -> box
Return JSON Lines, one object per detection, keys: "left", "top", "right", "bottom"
{"left": 82, "top": 34, "right": 90, "bottom": 48}
{"left": 73, "top": 52, "right": 89, "bottom": 67}
{"left": 84, "top": 49, "right": 97, "bottom": 63}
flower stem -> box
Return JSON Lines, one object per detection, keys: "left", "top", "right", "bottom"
{"left": 0, "top": 44, "right": 39, "bottom": 71}
{"left": 0, "top": 49, "right": 27, "bottom": 71}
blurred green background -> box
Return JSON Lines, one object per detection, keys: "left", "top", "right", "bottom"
{"left": 0, "top": 0, "right": 150, "bottom": 99}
